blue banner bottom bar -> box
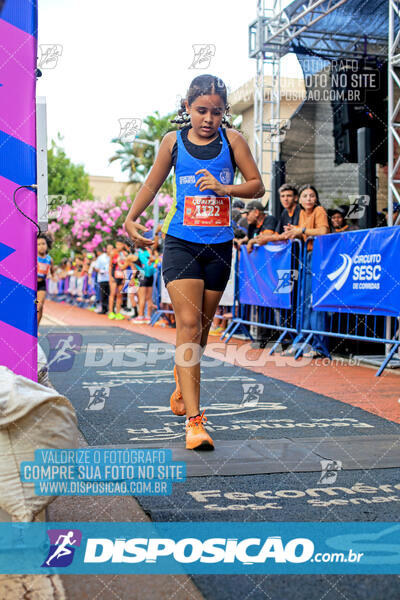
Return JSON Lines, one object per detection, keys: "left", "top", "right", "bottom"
{"left": 2, "top": 522, "right": 400, "bottom": 574}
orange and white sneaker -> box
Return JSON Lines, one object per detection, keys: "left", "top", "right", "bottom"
{"left": 185, "top": 411, "right": 214, "bottom": 450}
{"left": 170, "top": 365, "right": 185, "bottom": 416}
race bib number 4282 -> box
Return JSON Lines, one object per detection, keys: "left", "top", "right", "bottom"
{"left": 183, "top": 196, "right": 231, "bottom": 227}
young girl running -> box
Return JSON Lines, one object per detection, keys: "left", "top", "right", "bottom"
{"left": 125, "top": 74, "right": 264, "bottom": 450}
{"left": 37, "top": 233, "right": 54, "bottom": 326}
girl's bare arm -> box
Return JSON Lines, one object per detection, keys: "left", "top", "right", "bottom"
{"left": 195, "top": 130, "right": 265, "bottom": 199}
{"left": 124, "top": 133, "right": 174, "bottom": 224}
{"left": 225, "top": 130, "right": 265, "bottom": 199}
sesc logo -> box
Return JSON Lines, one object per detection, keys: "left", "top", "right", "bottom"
{"left": 84, "top": 536, "right": 314, "bottom": 565}
{"left": 327, "top": 252, "right": 382, "bottom": 291}
{"left": 327, "top": 253, "right": 353, "bottom": 290}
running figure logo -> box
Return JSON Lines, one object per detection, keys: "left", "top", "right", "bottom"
{"left": 46, "top": 333, "right": 82, "bottom": 372}
{"left": 347, "top": 195, "right": 370, "bottom": 220}
{"left": 42, "top": 529, "right": 82, "bottom": 568}
{"left": 274, "top": 269, "right": 298, "bottom": 294}
{"left": 318, "top": 459, "right": 342, "bottom": 484}
{"left": 240, "top": 383, "right": 264, "bottom": 407}
{"left": 189, "top": 44, "right": 216, "bottom": 69}
{"left": 86, "top": 385, "right": 110, "bottom": 411}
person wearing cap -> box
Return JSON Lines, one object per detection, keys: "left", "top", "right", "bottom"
{"left": 237, "top": 200, "right": 277, "bottom": 251}
{"left": 232, "top": 199, "right": 245, "bottom": 210}
{"left": 231, "top": 199, "right": 249, "bottom": 235}
{"left": 383, "top": 202, "right": 400, "bottom": 226}
{"left": 328, "top": 207, "right": 359, "bottom": 233}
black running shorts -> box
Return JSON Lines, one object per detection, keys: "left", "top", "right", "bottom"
{"left": 162, "top": 234, "right": 233, "bottom": 292}
{"left": 37, "top": 278, "right": 46, "bottom": 292}
{"left": 139, "top": 275, "right": 154, "bottom": 288}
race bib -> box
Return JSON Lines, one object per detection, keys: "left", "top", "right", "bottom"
{"left": 114, "top": 268, "right": 124, "bottom": 278}
{"left": 183, "top": 196, "right": 231, "bottom": 227}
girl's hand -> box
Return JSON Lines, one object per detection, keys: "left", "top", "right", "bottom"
{"left": 195, "top": 169, "right": 227, "bottom": 195}
{"left": 125, "top": 220, "right": 154, "bottom": 247}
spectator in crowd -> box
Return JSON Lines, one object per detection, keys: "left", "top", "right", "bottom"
{"left": 376, "top": 212, "right": 387, "bottom": 227}
{"left": 124, "top": 253, "right": 140, "bottom": 319}
{"left": 93, "top": 244, "right": 113, "bottom": 315}
{"left": 55, "top": 258, "right": 69, "bottom": 280}
{"left": 281, "top": 184, "right": 331, "bottom": 359}
{"left": 108, "top": 238, "right": 127, "bottom": 320}
{"left": 383, "top": 202, "right": 400, "bottom": 226}
{"left": 232, "top": 199, "right": 245, "bottom": 211}
{"left": 248, "top": 184, "right": 301, "bottom": 251}
{"left": 153, "top": 223, "right": 166, "bottom": 253}
{"left": 91, "top": 248, "right": 103, "bottom": 309}
{"left": 328, "top": 207, "right": 360, "bottom": 233}
{"left": 131, "top": 244, "right": 158, "bottom": 324}
{"left": 275, "top": 184, "right": 301, "bottom": 235}
{"left": 73, "top": 254, "right": 84, "bottom": 274}
{"left": 237, "top": 200, "right": 277, "bottom": 252}
{"left": 231, "top": 199, "right": 248, "bottom": 234}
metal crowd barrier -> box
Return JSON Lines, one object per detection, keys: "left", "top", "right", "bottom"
{"left": 43, "top": 235, "right": 400, "bottom": 376}
{"left": 221, "top": 239, "right": 303, "bottom": 346}
{"left": 294, "top": 240, "right": 400, "bottom": 376}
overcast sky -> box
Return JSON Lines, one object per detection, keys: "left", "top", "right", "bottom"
{"left": 37, "top": 0, "right": 302, "bottom": 181}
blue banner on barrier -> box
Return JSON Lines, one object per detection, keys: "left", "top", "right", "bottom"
{"left": 2, "top": 522, "right": 400, "bottom": 574}
{"left": 312, "top": 226, "right": 400, "bottom": 316}
{"left": 239, "top": 242, "right": 293, "bottom": 309}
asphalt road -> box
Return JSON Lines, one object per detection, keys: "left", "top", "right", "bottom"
{"left": 41, "top": 325, "right": 400, "bottom": 600}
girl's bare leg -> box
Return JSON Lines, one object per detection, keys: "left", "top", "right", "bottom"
{"left": 200, "top": 290, "right": 224, "bottom": 347}
{"left": 37, "top": 290, "right": 46, "bottom": 326}
{"left": 167, "top": 278, "right": 204, "bottom": 418}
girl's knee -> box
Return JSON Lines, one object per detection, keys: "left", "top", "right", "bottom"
{"left": 179, "top": 316, "right": 202, "bottom": 339}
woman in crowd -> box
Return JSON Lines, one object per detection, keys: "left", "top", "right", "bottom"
{"left": 281, "top": 184, "right": 331, "bottom": 359}
{"left": 108, "top": 239, "right": 127, "bottom": 320}
{"left": 131, "top": 245, "right": 158, "bottom": 324}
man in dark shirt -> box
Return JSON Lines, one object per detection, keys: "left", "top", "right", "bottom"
{"left": 275, "top": 184, "right": 301, "bottom": 234}
{"left": 247, "top": 184, "right": 300, "bottom": 252}
{"left": 237, "top": 200, "right": 277, "bottom": 252}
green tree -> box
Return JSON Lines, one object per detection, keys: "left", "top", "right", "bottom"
{"left": 48, "top": 133, "right": 93, "bottom": 202}
{"left": 109, "top": 112, "right": 178, "bottom": 194}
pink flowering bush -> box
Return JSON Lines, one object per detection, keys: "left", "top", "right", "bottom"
{"left": 49, "top": 192, "right": 173, "bottom": 256}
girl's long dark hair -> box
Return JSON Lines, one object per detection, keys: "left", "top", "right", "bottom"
{"left": 171, "top": 74, "right": 233, "bottom": 128}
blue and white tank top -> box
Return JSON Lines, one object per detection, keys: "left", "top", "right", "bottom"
{"left": 162, "top": 127, "right": 235, "bottom": 244}
{"left": 37, "top": 254, "right": 51, "bottom": 279}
